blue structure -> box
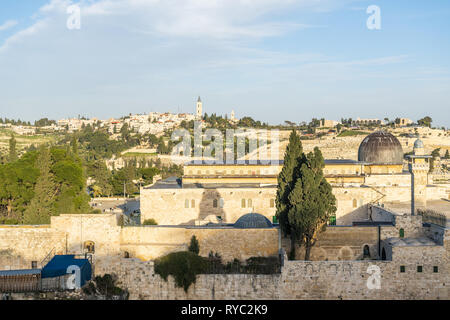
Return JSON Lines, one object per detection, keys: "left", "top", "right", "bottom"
{"left": 42, "top": 255, "right": 92, "bottom": 287}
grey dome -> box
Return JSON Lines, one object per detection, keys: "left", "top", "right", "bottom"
{"left": 358, "top": 131, "right": 403, "bottom": 165}
{"left": 414, "top": 139, "right": 424, "bottom": 149}
{"left": 234, "top": 213, "right": 273, "bottom": 229}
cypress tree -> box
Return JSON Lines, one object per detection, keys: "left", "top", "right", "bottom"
{"left": 275, "top": 130, "right": 304, "bottom": 259}
{"left": 188, "top": 235, "right": 200, "bottom": 255}
{"left": 23, "top": 146, "right": 57, "bottom": 224}
{"left": 287, "top": 147, "right": 336, "bottom": 260}
{"left": 8, "top": 135, "right": 17, "bottom": 162}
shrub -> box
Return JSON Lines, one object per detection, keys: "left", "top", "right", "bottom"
{"left": 188, "top": 235, "right": 199, "bottom": 255}
{"left": 0, "top": 218, "right": 20, "bottom": 225}
{"left": 143, "top": 218, "right": 158, "bottom": 225}
{"left": 93, "top": 274, "right": 125, "bottom": 297}
{"left": 154, "top": 251, "right": 207, "bottom": 292}
{"left": 337, "top": 130, "right": 369, "bottom": 137}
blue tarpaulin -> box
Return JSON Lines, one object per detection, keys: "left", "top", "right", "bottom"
{"left": 42, "top": 255, "right": 92, "bottom": 287}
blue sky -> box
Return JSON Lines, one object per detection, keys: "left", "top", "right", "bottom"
{"left": 0, "top": 0, "right": 449, "bottom": 127}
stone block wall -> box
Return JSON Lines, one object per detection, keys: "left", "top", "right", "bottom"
{"left": 0, "top": 226, "right": 66, "bottom": 270}
{"left": 94, "top": 244, "right": 449, "bottom": 300}
{"left": 281, "top": 226, "right": 379, "bottom": 261}
{"left": 120, "top": 226, "right": 279, "bottom": 262}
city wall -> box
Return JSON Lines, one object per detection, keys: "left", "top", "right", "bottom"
{"left": 120, "top": 226, "right": 279, "bottom": 262}
{"left": 94, "top": 239, "right": 449, "bottom": 300}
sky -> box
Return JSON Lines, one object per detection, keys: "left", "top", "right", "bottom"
{"left": 0, "top": 0, "right": 449, "bottom": 127}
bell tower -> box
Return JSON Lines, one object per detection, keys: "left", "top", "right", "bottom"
{"left": 196, "top": 96, "right": 202, "bottom": 119}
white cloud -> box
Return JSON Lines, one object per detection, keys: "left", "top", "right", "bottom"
{"left": 0, "top": 20, "right": 18, "bottom": 31}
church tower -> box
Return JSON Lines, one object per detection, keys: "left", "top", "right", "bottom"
{"left": 196, "top": 96, "right": 203, "bottom": 119}
{"left": 407, "top": 138, "right": 431, "bottom": 214}
{"left": 230, "top": 110, "right": 235, "bottom": 121}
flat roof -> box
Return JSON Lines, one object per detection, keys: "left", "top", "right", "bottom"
{"left": 185, "top": 160, "right": 284, "bottom": 166}
{"left": 0, "top": 269, "right": 41, "bottom": 277}
{"left": 324, "top": 159, "right": 364, "bottom": 165}
{"left": 385, "top": 237, "right": 438, "bottom": 247}
{"left": 144, "top": 177, "right": 277, "bottom": 190}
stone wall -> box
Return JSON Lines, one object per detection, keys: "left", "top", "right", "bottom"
{"left": 140, "top": 187, "right": 277, "bottom": 225}
{"left": 120, "top": 226, "right": 279, "bottom": 262}
{"left": 94, "top": 241, "right": 449, "bottom": 300}
{"left": 281, "top": 226, "right": 379, "bottom": 261}
{"left": 0, "top": 226, "right": 66, "bottom": 270}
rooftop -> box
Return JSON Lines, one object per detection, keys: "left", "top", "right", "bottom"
{"left": 385, "top": 237, "right": 438, "bottom": 247}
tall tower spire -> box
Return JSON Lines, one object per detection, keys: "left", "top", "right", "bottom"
{"left": 196, "top": 96, "right": 203, "bottom": 119}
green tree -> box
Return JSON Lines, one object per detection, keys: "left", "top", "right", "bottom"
{"left": 188, "top": 235, "right": 200, "bottom": 255}
{"left": 287, "top": 148, "right": 336, "bottom": 260}
{"left": 23, "top": 147, "right": 57, "bottom": 224}
{"left": 417, "top": 116, "right": 432, "bottom": 128}
{"left": 275, "top": 130, "right": 304, "bottom": 259}
{"left": 8, "top": 135, "right": 18, "bottom": 162}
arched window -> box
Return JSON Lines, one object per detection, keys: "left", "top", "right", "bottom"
{"left": 247, "top": 199, "right": 253, "bottom": 208}
{"left": 241, "top": 199, "right": 246, "bottom": 208}
{"left": 363, "top": 245, "right": 370, "bottom": 259}
{"left": 191, "top": 199, "right": 195, "bottom": 208}
{"left": 399, "top": 228, "right": 405, "bottom": 238}
{"left": 213, "top": 199, "right": 218, "bottom": 208}
{"left": 84, "top": 241, "right": 95, "bottom": 254}
{"left": 185, "top": 199, "right": 189, "bottom": 208}
{"left": 353, "top": 199, "right": 357, "bottom": 208}
{"left": 124, "top": 251, "right": 130, "bottom": 259}
{"left": 219, "top": 198, "right": 224, "bottom": 208}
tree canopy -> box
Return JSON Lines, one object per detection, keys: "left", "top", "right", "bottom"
{"left": 275, "top": 130, "right": 336, "bottom": 260}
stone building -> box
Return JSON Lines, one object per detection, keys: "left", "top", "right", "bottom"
{"left": 141, "top": 131, "right": 449, "bottom": 226}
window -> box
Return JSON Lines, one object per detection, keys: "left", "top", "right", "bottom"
{"left": 241, "top": 199, "right": 246, "bottom": 208}
{"left": 363, "top": 245, "right": 370, "bottom": 259}
{"left": 417, "top": 266, "right": 423, "bottom": 273}
{"left": 270, "top": 199, "right": 275, "bottom": 208}
{"left": 31, "top": 261, "right": 37, "bottom": 269}
{"left": 185, "top": 199, "right": 189, "bottom": 208}
{"left": 124, "top": 251, "right": 130, "bottom": 259}
{"left": 353, "top": 199, "right": 357, "bottom": 208}
{"left": 84, "top": 241, "right": 95, "bottom": 254}
{"left": 433, "top": 266, "right": 439, "bottom": 273}
{"left": 191, "top": 199, "right": 195, "bottom": 208}
{"left": 247, "top": 199, "right": 253, "bottom": 208}
{"left": 329, "top": 215, "right": 336, "bottom": 226}
{"left": 219, "top": 198, "right": 224, "bottom": 208}
{"left": 213, "top": 199, "right": 218, "bottom": 208}
{"left": 399, "top": 228, "right": 405, "bottom": 238}
{"left": 400, "top": 266, "right": 405, "bottom": 273}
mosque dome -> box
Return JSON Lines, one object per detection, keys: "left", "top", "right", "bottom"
{"left": 413, "top": 138, "right": 424, "bottom": 149}
{"left": 234, "top": 213, "right": 273, "bottom": 229}
{"left": 358, "top": 131, "right": 403, "bottom": 165}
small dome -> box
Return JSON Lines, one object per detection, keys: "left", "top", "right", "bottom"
{"left": 414, "top": 139, "right": 424, "bottom": 149}
{"left": 234, "top": 213, "right": 273, "bottom": 229}
{"left": 358, "top": 131, "right": 403, "bottom": 165}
